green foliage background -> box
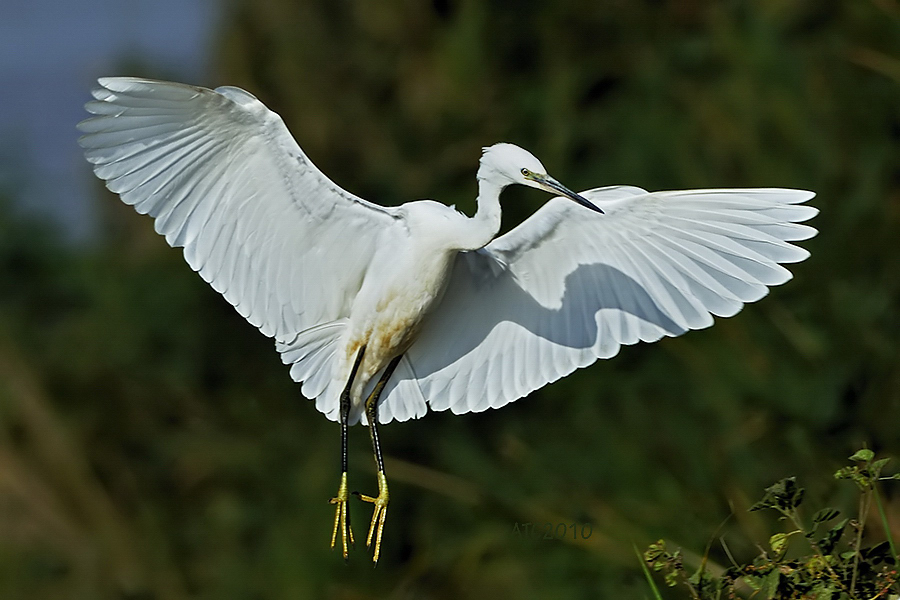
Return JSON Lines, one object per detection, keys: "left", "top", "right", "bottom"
{"left": 1, "top": 1, "right": 898, "bottom": 598}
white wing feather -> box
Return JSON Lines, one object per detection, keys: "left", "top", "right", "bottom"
{"left": 380, "top": 185, "right": 817, "bottom": 419}
{"left": 79, "top": 78, "right": 406, "bottom": 398}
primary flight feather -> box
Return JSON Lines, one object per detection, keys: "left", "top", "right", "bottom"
{"left": 79, "top": 77, "right": 817, "bottom": 563}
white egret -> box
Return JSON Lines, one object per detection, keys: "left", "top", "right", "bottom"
{"left": 78, "top": 77, "right": 817, "bottom": 564}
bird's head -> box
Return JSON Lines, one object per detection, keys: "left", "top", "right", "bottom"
{"left": 478, "top": 143, "right": 604, "bottom": 213}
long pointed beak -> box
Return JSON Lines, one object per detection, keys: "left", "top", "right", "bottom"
{"left": 539, "top": 175, "right": 604, "bottom": 214}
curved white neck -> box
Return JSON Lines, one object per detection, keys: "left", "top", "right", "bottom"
{"left": 458, "top": 176, "right": 504, "bottom": 251}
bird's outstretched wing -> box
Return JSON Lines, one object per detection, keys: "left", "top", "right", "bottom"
{"left": 79, "top": 78, "right": 406, "bottom": 376}
{"left": 382, "top": 186, "right": 817, "bottom": 419}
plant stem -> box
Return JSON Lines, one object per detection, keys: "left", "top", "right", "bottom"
{"left": 851, "top": 490, "right": 872, "bottom": 596}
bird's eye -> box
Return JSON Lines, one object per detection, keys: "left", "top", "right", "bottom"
{"left": 521, "top": 168, "right": 531, "bottom": 177}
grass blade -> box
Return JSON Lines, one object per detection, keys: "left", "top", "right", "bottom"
{"left": 873, "top": 486, "right": 898, "bottom": 562}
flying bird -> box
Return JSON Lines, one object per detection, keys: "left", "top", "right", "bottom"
{"left": 78, "top": 77, "right": 817, "bottom": 564}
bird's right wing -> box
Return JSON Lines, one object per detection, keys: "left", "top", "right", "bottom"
{"left": 79, "top": 77, "right": 406, "bottom": 358}
{"left": 381, "top": 186, "right": 816, "bottom": 419}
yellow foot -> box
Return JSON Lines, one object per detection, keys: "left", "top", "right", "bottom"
{"left": 356, "top": 470, "right": 389, "bottom": 564}
{"left": 329, "top": 472, "right": 354, "bottom": 559}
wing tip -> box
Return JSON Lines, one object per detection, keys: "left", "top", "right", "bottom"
{"left": 93, "top": 77, "right": 204, "bottom": 102}
{"left": 97, "top": 76, "right": 159, "bottom": 89}
{"left": 788, "top": 189, "right": 817, "bottom": 204}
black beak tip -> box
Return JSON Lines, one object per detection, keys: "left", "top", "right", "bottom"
{"left": 575, "top": 195, "right": 605, "bottom": 214}
{"left": 541, "top": 176, "right": 605, "bottom": 214}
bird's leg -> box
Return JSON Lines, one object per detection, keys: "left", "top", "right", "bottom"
{"left": 329, "top": 346, "right": 365, "bottom": 560}
{"left": 355, "top": 354, "right": 402, "bottom": 564}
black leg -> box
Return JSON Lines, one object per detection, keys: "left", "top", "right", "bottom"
{"left": 366, "top": 354, "right": 402, "bottom": 473}
{"left": 357, "top": 354, "right": 402, "bottom": 564}
{"left": 340, "top": 348, "right": 366, "bottom": 477}
{"left": 330, "top": 345, "right": 366, "bottom": 560}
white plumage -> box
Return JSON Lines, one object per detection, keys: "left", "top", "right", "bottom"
{"left": 79, "top": 77, "right": 817, "bottom": 426}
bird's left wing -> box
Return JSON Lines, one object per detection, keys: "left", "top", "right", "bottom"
{"left": 381, "top": 186, "right": 817, "bottom": 419}
{"left": 79, "top": 77, "right": 405, "bottom": 352}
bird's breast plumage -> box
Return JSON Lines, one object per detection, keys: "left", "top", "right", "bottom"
{"left": 339, "top": 230, "right": 459, "bottom": 402}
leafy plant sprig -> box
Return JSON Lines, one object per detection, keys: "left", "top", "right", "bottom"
{"left": 643, "top": 449, "right": 899, "bottom": 599}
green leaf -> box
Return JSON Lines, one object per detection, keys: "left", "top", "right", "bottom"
{"left": 849, "top": 449, "right": 874, "bottom": 462}
{"left": 806, "top": 554, "right": 829, "bottom": 573}
{"left": 644, "top": 540, "right": 665, "bottom": 563}
{"left": 742, "top": 574, "right": 762, "bottom": 591}
{"left": 663, "top": 571, "right": 679, "bottom": 587}
{"left": 812, "top": 508, "right": 840, "bottom": 524}
{"left": 687, "top": 563, "right": 715, "bottom": 593}
{"left": 750, "top": 477, "right": 806, "bottom": 512}
{"left": 861, "top": 541, "right": 894, "bottom": 565}
{"left": 769, "top": 532, "right": 791, "bottom": 555}
{"left": 818, "top": 518, "right": 848, "bottom": 554}
{"left": 834, "top": 465, "right": 874, "bottom": 490}
{"left": 762, "top": 568, "right": 782, "bottom": 600}
{"left": 872, "top": 457, "right": 890, "bottom": 477}
{"left": 834, "top": 466, "right": 853, "bottom": 480}
{"left": 810, "top": 580, "right": 840, "bottom": 599}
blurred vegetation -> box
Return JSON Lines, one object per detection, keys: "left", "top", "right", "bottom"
{"left": 1, "top": 0, "right": 899, "bottom": 598}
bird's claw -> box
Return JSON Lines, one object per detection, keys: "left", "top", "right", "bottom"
{"left": 356, "top": 470, "right": 389, "bottom": 564}
{"left": 329, "top": 472, "right": 354, "bottom": 559}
